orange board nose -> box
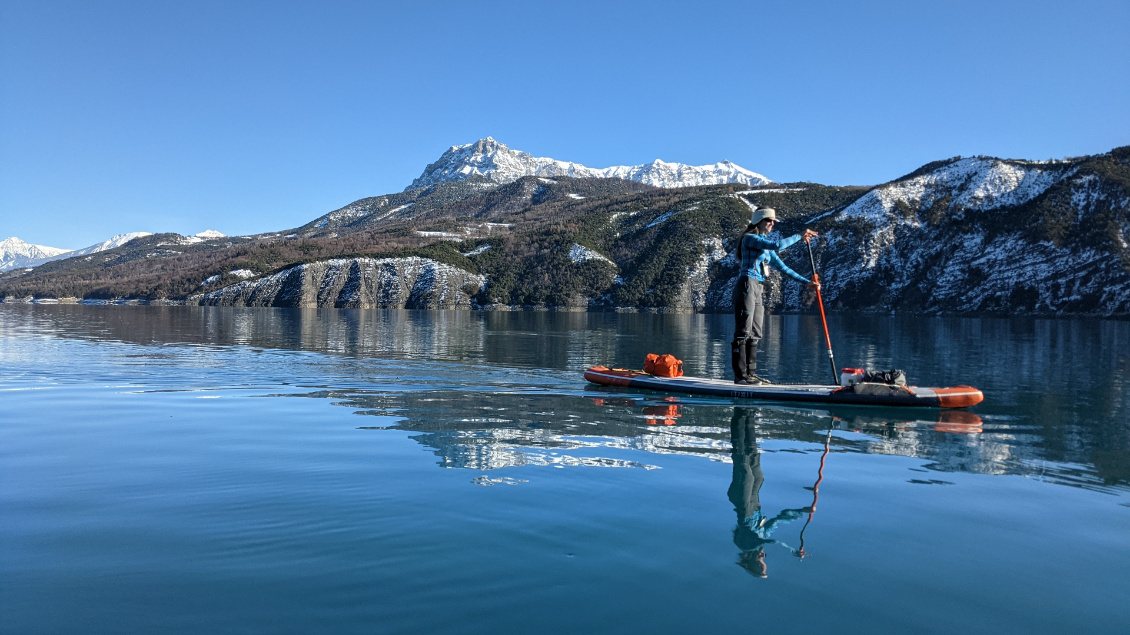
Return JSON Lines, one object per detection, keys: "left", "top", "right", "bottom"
{"left": 934, "top": 386, "right": 984, "bottom": 408}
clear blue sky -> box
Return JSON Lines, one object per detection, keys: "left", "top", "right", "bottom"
{"left": 2, "top": 0, "right": 1127, "bottom": 248}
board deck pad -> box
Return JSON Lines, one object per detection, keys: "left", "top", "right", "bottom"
{"left": 584, "top": 366, "right": 983, "bottom": 409}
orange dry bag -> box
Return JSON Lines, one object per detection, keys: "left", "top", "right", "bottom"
{"left": 644, "top": 353, "right": 659, "bottom": 374}
{"left": 652, "top": 354, "right": 684, "bottom": 378}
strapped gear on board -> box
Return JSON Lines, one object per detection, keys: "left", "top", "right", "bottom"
{"left": 644, "top": 353, "right": 684, "bottom": 378}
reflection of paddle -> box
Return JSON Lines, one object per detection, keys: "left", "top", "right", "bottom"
{"left": 797, "top": 427, "right": 834, "bottom": 557}
{"left": 805, "top": 236, "right": 838, "bottom": 385}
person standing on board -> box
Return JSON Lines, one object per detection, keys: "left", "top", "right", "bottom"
{"left": 732, "top": 206, "right": 818, "bottom": 385}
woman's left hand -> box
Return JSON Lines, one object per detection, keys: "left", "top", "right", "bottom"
{"left": 803, "top": 229, "right": 819, "bottom": 241}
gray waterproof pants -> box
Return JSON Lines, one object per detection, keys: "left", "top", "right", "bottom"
{"left": 731, "top": 276, "right": 764, "bottom": 380}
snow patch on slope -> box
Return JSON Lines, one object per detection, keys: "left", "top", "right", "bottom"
{"left": 838, "top": 157, "right": 1076, "bottom": 226}
{"left": 568, "top": 244, "right": 614, "bottom": 266}
{"left": 316, "top": 200, "right": 413, "bottom": 229}
{"left": 645, "top": 210, "right": 679, "bottom": 229}
{"left": 462, "top": 245, "right": 492, "bottom": 257}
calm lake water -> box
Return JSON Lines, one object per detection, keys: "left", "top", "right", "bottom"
{"left": 1, "top": 305, "right": 1128, "bottom": 633}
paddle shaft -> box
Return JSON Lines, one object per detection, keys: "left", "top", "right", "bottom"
{"left": 805, "top": 237, "right": 838, "bottom": 385}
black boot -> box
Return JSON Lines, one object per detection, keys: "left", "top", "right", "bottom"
{"left": 731, "top": 339, "right": 747, "bottom": 383}
{"left": 745, "top": 338, "right": 769, "bottom": 385}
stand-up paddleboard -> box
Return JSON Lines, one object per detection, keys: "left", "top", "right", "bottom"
{"left": 584, "top": 366, "right": 983, "bottom": 409}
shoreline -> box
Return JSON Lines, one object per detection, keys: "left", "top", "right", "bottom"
{"left": 2, "top": 296, "right": 1127, "bottom": 319}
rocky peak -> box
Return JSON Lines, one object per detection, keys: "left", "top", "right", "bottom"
{"left": 0, "top": 237, "right": 72, "bottom": 271}
{"left": 406, "top": 138, "right": 772, "bottom": 191}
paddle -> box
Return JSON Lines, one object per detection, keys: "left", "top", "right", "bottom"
{"left": 805, "top": 235, "right": 838, "bottom": 385}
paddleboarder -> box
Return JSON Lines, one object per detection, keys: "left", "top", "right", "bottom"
{"left": 732, "top": 205, "right": 818, "bottom": 385}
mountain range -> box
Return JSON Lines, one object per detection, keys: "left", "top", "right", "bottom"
{"left": 408, "top": 137, "right": 772, "bottom": 190}
{"left": 2, "top": 139, "right": 1127, "bottom": 317}
{"left": 0, "top": 231, "right": 226, "bottom": 272}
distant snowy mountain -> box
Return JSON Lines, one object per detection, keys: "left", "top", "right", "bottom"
{"left": 407, "top": 137, "right": 772, "bottom": 191}
{"left": 0, "top": 232, "right": 153, "bottom": 271}
{"left": 0, "top": 237, "right": 72, "bottom": 271}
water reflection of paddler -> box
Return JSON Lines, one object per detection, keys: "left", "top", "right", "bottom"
{"left": 728, "top": 407, "right": 813, "bottom": 578}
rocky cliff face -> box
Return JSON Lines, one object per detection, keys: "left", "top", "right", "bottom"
{"left": 192, "top": 257, "right": 485, "bottom": 309}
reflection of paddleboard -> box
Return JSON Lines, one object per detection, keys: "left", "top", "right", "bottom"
{"left": 584, "top": 366, "right": 983, "bottom": 409}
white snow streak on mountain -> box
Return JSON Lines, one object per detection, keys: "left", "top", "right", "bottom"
{"left": 567, "top": 244, "right": 615, "bottom": 265}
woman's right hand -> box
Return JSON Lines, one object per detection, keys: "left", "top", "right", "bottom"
{"left": 803, "top": 229, "right": 819, "bottom": 241}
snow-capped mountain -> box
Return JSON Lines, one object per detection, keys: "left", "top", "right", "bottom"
{"left": 0, "top": 232, "right": 154, "bottom": 272}
{"left": 407, "top": 137, "right": 772, "bottom": 191}
{"left": 0, "top": 237, "right": 72, "bottom": 271}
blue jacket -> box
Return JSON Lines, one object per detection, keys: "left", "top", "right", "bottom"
{"left": 740, "top": 232, "right": 811, "bottom": 284}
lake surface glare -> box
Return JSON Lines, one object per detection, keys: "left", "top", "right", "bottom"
{"left": 1, "top": 305, "right": 1128, "bottom": 633}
